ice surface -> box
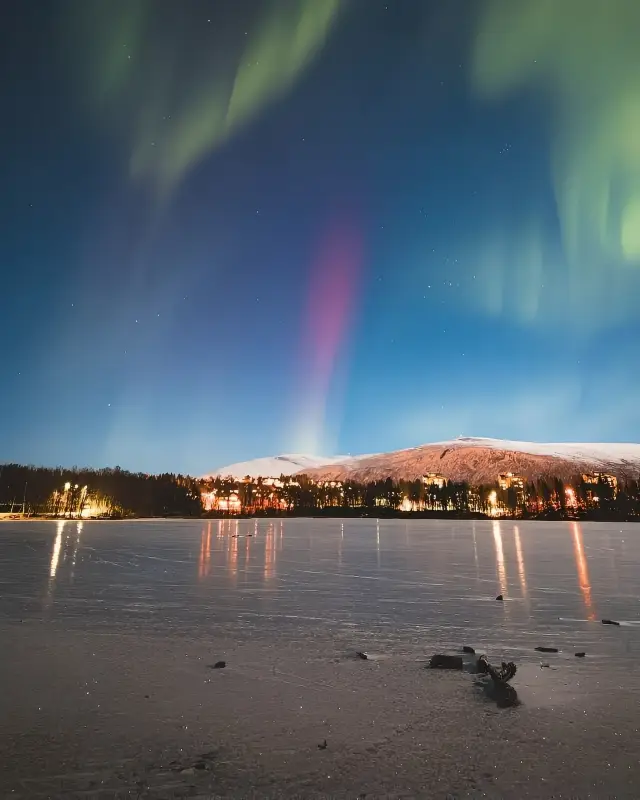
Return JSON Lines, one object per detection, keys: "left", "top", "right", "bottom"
{"left": 1, "top": 518, "right": 639, "bottom": 659}
{"left": 2, "top": 518, "right": 640, "bottom": 797}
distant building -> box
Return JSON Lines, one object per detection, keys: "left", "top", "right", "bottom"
{"left": 498, "top": 472, "right": 525, "bottom": 491}
{"left": 582, "top": 472, "right": 617, "bottom": 488}
{"left": 467, "top": 488, "right": 481, "bottom": 512}
{"left": 496, "top": 472, "right": 526, "bottom": 512}
{"left": 201, "top": 490, "right": 241, "bottom": 512}
{"left": 581, "top": 473, "right": 618, "bottom": 499}
{"left": 422, "top": 473, "right": 446, "bottom": 489}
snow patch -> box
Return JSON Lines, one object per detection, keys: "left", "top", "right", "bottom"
{"left": 203, "top": 453, "right": 355, "bottom": 480}
{"left": 441, "top": 437, "right": 640, "bottom": 465}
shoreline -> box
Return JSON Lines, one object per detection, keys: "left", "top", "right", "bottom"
{"left": 2, "top": 622, "right": 640, "bottom": 798}
{"left": 3, "top": 509, "right": 639, "bottom": 523}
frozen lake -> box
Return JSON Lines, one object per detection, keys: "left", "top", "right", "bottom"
{"left": 2, "top": 517, "right": 639, "bottom": 659}
{"left": 2, "top": 518, "right": 640, "bottom": 798}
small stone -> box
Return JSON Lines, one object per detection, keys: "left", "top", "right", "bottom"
{"left": 180, "top": 767, "right": 195, "bottom": 776}
{"left": 496, "top": 594, "right": 504, "bottom": 601}
{"left": 535, "top": 646, "right": 559, "bottom": 653}
{"left": 211, "top": 661, "right": 226, "bottom": 669}
{"left": 602, "top": 619, "right": 620, "bottom": 626}
{"left": 462, "top": 646, "right": 476, "bottom": 654}
{"left": 575, "top": 652, "right": 586, "bottom": 658}
{"left": 355, "top": 651, "right": 368, "bottom": 660}
{"left": 318, "top": 739, "right": 328, "bottom": 750}
{"left": 429, "top": 654, "right": 463, "bottom": 670}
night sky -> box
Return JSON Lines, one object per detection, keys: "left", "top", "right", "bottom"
{"left": 2, "top": 0, "right": 640, "bottom": 475}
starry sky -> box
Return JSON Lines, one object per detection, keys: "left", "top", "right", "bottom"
{"left": 2, "top": 0, "right": 640, "bottom": 475}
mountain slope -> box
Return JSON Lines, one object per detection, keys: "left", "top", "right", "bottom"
{"left": 298, "top": 437, "right": 640, "bottom": 484}
{"left": 203, "top": 453, "right": 354, "bottom": 480}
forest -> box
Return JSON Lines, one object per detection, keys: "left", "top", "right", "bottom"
{"left": 0, "top": 463, "right": 202, "bottom": 518}
{"left": 1, "top": 463, "right": 638, "bottom": 521}
{"left": 201, "top": 472, "right": 639, "bottom": 521}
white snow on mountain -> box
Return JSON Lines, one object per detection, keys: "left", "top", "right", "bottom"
{"left": 203, "top": 453, "right": 355, "bottom": 480}
{"left": 204, "top": 438, "right": 640, "bottom": 481}
{"left": 437, "top": 437, "right": 640, "bottom": 465}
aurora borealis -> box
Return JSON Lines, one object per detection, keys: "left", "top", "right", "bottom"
{"left": 2, "top": 0, "right": 639, "bottom": 473}
{"left": 472, "top": 0, "right": 640, "bottom": 325}
{"left": 75, "top": 0, "right": 342, "bottom": 198}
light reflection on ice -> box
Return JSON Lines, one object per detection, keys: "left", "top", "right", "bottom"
{"left": 2, "top": 518, "right": 638, "bottom": 662}
{"left": 228, "top": 525, "right": 238, "bottom": 581}
{"left": 471, "top": 521, "right": 480, "bottom": 580}
{"left": 514, "top": 525, "right": 528, "bottom": 599}
{"left": 264, "top": 522, "right": 275, "bottom": 581}
{"left": 492, "top": 520, "right": 507, "bottom": 597}
{"left": 50, "top": 520, "right": 65, "bottom": 579}
{"left": 72, "top": 521, "right": 83, "bottom": 570}
{"left": 198, "top": 523, "right": 211, "bottom": 581}
{"left": 571, "top": 521, "right": 595, "bottom": 620}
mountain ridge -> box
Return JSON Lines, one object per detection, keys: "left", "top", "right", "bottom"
{"left": 206, "top": 438, "right": 640, "bottom": 483}
{"left": 298, "top": 437, "right": 640, "bottom": 485}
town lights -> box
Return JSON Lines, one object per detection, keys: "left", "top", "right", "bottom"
{"left": 488, "top": 490, "right": 498, "bottom": 517}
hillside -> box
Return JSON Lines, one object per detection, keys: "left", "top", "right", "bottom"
{"left": 298, "top": 437, "right": 640, "bottom": 485}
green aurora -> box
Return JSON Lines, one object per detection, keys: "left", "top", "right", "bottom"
{"left": 473, "top": 0, "right": 640, "bottom": 265}
{"left": 79, "top": 0, "right": 342, "bottom": 198}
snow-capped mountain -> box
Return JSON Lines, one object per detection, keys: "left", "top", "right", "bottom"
{"left": 202, "top": 453, "right": 355, "bottom": 480}
{"left": 298, "top": 437, "right": 640, "bottom": 485}
{"left": 204, "top": 438, "right": 640, "bottom": 484}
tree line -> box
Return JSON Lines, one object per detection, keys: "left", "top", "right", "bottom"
{"left": 0, "top": 464, "right": 202, "bottom": 518}
{"left": 201, "top": 473, "right": 640, "bottom": 521}
{"left": 2, "top": 462, "right": 639, "bottom": 520}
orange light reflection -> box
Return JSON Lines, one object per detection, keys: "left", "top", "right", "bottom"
{"left": 264, "top": 522, "right": 275, "bottom": 581}
{"left": 492, "top": 521, "right": 507, "bottom": 598}
{"left": 571, "top": 522, "right": 596, "bottom": 620}
{"left": 198, "top": 523, "right": 212, "bottom": 580}
{"left": 513, "top": 525, "right": 528, "bottom": 598}
{"left": 228, "top": 523, "right": 238, "bottom": 580}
